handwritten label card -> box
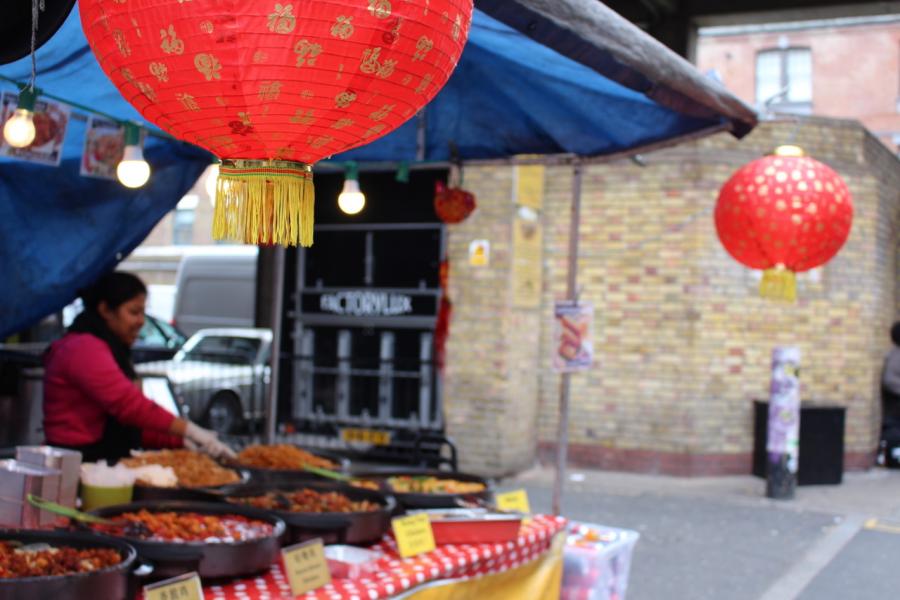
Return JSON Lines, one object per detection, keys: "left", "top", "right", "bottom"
{"left": 495, "top": 489, "right": 531, "bottom": 514}
{"left": 144, "top": 572, "right": 204, "bottom": 600}
{"left": 392, "top": 513, "right": 436, "bottom": 558}
{"left": 282, "top": 538, "right": 332, "bottom": 595}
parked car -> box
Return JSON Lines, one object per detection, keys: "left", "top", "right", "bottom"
{"left": 138, "top": 328, "right": 272, "bottom": 434}
{"left": 133, "top": 314, "right": 187, "bottom": 363}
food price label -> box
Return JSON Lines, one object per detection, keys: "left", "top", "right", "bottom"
{"left": 496, "top": 489, "right": 531, "bottom": 514}
{"left": 392, "top": 513, "right": 436, "bottom": 558}
{"left": 144, "top": 571, "right": 204, "bottom": 600}
{"left": 282, "top": 538, "right": 332, "bottom": 595}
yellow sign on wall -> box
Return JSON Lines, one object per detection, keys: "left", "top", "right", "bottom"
{"left": 515, "top": 164, "right": 545, "bottom": 210}
{"left": 469, "top": 239, "right": 490, "bottom": 267}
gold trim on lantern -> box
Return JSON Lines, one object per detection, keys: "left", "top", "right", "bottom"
{"left": 212, "top": 159, "right": 315, "bottom": 247}
{"left": 759, "top": 264, "right": 797, "bottom": 302}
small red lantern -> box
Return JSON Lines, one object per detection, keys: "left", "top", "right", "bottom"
{"left": 434, "top": 180, "right": 475, "bottom": 224}
{"left": 715, "top": 146, "right": 853, "bottom": 301}
{"left": 80, "top": 0, "right": 473, "bottom": 246}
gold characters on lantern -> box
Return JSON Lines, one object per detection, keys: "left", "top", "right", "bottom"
{"left": 258, "top": 81, "right": 282, "bottom": 101}
{"left": 160, "top": 25, "right": 184, "bottom": 55}
{"left": 367, "top": 0, "right": 391, "bottom": 19}
{"left": 360, "top": 47, "right": 397, "bottom": 78}
{"left": 369, "top": 104, "right": 394, "bottom": 121}
{"left": 335, "top": 90, "right": 357, "bottom": 108}
{"left": 176, "top": 93, "right": 200, "bottom": 111}
{"left": 294, "top": 40, "right": 323, "bottom": 67}
{"left": 331, "top": 16, "right": 355, "bottom": 39}
{"left": 195, "top": 53, "right": 222, "bottom": 80}
{"left": 112, "top": 29, "right": 131, "bottom": 57}
{"left": 413, "top": 36, "right": 434, "bottom": 61}
{"left": 268, "top": 3, "right": 297, "bottom": 34}
{"left": 149, "top": 62, "right": 169, "bottom": 82}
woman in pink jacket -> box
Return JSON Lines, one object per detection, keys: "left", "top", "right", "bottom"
{"left": 43, "top": 271, "right": 235, "bottom": 463}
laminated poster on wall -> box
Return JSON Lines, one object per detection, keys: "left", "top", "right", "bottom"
{"left": 469, "top": 239, "right": 490, "bottom": 267}
{"left": 0, "top": 91, "right": 69, "bottom": 166}
{"left": 80, "top": 116, "right": 124, "bottom": 180}
{"left": 553, "top": 301, "right": 594, "bottom": 373}
{"left": 766, "top": 347, "right": 801, "bottom": 473}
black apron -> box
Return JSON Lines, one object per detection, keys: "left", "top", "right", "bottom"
{"left": 51, "top": 310, "right": 145, "bottom": 463}
{"left": 55, "top": 416, "right": 143, "bottom": 464}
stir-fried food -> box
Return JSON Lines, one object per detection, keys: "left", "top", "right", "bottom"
{"left": 236, "top": 444, "right": 337, "bottom": 470}
{"left": 121, "top": 449, "right": 241, "bottom": 488}
{"left": 91, "top": 510, "right": 273, "bottom": 543}
{"left": 387, "top": 476, "right": 486, "bottom": 495}
{"left": 348, "top": 478, "right": 380, "bottom": 491}
{"left": 0, "top": 541, "right": 121, "bottom": 578}
{"left": 231, "top": 489, "right": 379, "bottom": 513}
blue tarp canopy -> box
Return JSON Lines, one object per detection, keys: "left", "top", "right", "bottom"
{"left": 0, "top": 1, "right": 756, "bottom": 338}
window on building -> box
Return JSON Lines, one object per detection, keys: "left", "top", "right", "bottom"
{"left": 755, "top": 47, "right": 812, "bottom": 114}
{"left": 173, "top": 194, "right": 198, "bottom": 245}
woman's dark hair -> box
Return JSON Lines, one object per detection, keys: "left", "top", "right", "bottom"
{"left": 79, "top": 271, "right": 147, "bottom": 311}
{"left": 892, "top": 322, "right": 900, "bottom": 347}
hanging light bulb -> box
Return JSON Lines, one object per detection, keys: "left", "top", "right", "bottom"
{"left": 774, "top": 144, "right": 804, "bottom": 157}
{"left": 117, "top": 122, "right": 151, "bottom": 188}
{"left": 338, "top": 161, "right": 366, "bottom": 215}
{"left": 3, "top": 87, "right": 37, "bottom": 148}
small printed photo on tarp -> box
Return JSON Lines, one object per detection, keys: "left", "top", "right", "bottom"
{"left": 553, "top": 301, "right": 594, "bottom": 372}
{"left": 81, "top": 116, "right": 124, "bottom": 180}
{"left": 0, "top": 91, "right": 69, "bottom": 166}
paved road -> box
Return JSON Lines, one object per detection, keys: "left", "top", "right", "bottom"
{"left": 499, "top": 466, "right": 900, "bottom": 600}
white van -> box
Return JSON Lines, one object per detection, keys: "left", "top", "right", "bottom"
{"left": 173, "top": 247, "right": 258, "bottom": 336}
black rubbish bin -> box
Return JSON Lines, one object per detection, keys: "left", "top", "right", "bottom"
{"left": 752, "top": 400, "right": 846, "bottom": 485}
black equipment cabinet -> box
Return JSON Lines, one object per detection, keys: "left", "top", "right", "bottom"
{"left": 752, "top": 400, "right": 846, "bottom": 485}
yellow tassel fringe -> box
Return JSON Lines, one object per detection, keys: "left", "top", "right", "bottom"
{"left": 760, "top": 266, "right": 797, "bottom": 302}
{"left": 212, "top": 159, "right": 314, "bottom": 247}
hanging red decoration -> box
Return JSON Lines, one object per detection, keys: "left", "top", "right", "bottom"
{"left": 434, "top": 180, "right": 475, "bottom": 224}
{"left": 79, "top": 0, "right": 473, "bottom": 246}
{"left": 715, "top": 146, "right": 853, "bottom": 301}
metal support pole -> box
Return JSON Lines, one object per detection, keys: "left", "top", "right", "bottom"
{"left": 264, "top": 245, "right": 286, "bottom": 444}
{"left": 552, "top": 160, "right": 583, "bottom": 516}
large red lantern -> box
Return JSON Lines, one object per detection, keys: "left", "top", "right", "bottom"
{"left": 715, "top": 146, "right": 853, "bottom": 301}
{"left": 80, "top": 0, "right": 473, "bottom": 246}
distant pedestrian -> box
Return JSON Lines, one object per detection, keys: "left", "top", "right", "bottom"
{"left": 880, "top": 322, "right": 900, "bottom": 466}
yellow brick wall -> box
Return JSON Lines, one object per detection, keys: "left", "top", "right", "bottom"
{"left": 443, "top": 166, "right": 543, "bottom": 475}
{"left": 445, "top": 117, "right": 900, "bottom": 475}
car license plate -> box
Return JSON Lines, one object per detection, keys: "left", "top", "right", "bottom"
{"left": 341, "top": 428, "right": 392, "bottom": 446}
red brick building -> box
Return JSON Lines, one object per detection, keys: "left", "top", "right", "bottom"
{"left": 696, "top": 15, "right": 900, "bottom": 151}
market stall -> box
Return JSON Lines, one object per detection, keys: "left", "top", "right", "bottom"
{"left": 2, "top": 443, "right": 573, "bottom": 600}
{"left": 176, "top": 515, "right": 566, "bottom": 600}
{"left": 1, "top": 1, "right": 755, "bottom": 597}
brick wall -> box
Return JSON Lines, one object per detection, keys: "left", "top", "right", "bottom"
{"left": 696, "top": 20, "right": 900, "bottom": 151}
{"left": 442, "top": 166, "right": 544, "bottom": 475}
{"left": 446, "top": 117, "right": 900, "bottom": 476}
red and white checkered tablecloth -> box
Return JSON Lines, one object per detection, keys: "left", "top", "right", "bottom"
{"left": 203, "top": 515, "right": 567, "bottom": 600}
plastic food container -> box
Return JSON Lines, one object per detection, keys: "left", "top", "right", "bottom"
{"left": 324, "top": 545, "right": 383, "bottom": 579}
{"left": 561, "top": 521, "right": 640, "bottom": 600}
{"left": 412, "top": 508, "right": 523, "bottom": 545}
